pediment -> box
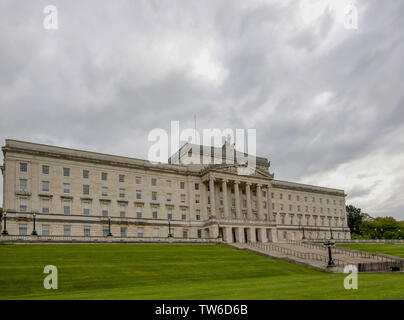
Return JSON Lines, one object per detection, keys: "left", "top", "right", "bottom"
{"left": 204, "top": 163, "right": 273, "bottom": 179}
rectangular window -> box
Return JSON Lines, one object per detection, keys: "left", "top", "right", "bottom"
{"left": 83, "top": 202, "right": 90, "bottom": 216}
{"left": 297, "top": 195, "right": 300, "bottom": 201}
{"left": 42, "top": 165, "right": 49, "bottom": 175}
{"left": 20, "top": 162, "right": 28, "bottom": 172}
{"left": 19, "top": 198, "right": 27, "bottom": 212}
{"left": 120, "top": 227, "right": 127, "bottom": 237}
{"left": 152, "top": 210, "right": 158, "bottom": 219}
{"left": 136, "top": 190, "right": 142, "bottom": 200}
{"left": 152, "top": 192, "right": 157, "bottom": 201}
{"left": 288, "top": 194, "right": 291, "bottom": 200}
{"left": 263, "top": 201, "right": 267, "bottom": 209}
{"left": 119, "top": 206, "right": 126, "bottom": 218}
{"left": 19, "top": 224, "right": 27, "bottom": 235}
{"left": 280, "top": 193, "right": 283, "bottom": 200}
{"left": 196, "top": 209, "right": 200, "bottom": 221}
{"left": 63, "top": 225, "right": 71, "bottom": 236}
{"left": 181, "top": 209, "right": 186, "bottom": 220}
{"left": 42, "top": 181, "right": 50, "bottom": 192}
{"left": 101, "top": 172, "right": 108, "bottom": 181}
{"left": 63, "top": 200, "right": 71, "bottom": 214}
{"left": 102, "top": 186, "right": 108, "bottom": 197}
{"left": 166, "top": 180, "right": 171, "bottom": 188}
{"left": 63, "top": 168, "right": 70, "bottom": 177}
{"left": 103, "top": 227, "right": 109, "bottom": 237}
{"left": 63, "top": 183, "right": 70, "bottom": 194}
{"left": 19, "top": 179, "right": 27, "bottom": 191}
{"left": 183, "top": 229, "right": 188, "bottom": 239}
{"left": 280, "top": 204, "right": 284, "bottom": 211}
{"left": 83, "top": 184, "right": 90, "bottom": 195}
{"left": 167, "top": 208, "right": 172, "bottom": 220}
{"left": 283, "top": 232, "right": 287, "bottom": 240}
{"left": 180, "top": 182, "right": 185, "bottom": 189}
{"left": 102, "top": 204, "right": 108, "bottom": 217}
{"left": 166, "top": 193, "right": 172, "bottom": 202}
{"left": 83, "top": 170, "right": 89, "bottom": 179}
{"left": 232, "top": 198, "right": 236, "bottom": 207}
{"left": 42, "top": 199, "right": 50, "bottom": 214}
{"left": 42, "top": 225, "right": 50, "bottom": 236}
{"left": 220, "top": 198, "right": 224, "bottom": 206}
{"left": 84, "top": 226, "right": 91, "bottom": 237}
{"left": 136, "top": 176, "right": 142, "bottom": 184}
{"left": 119, "top": 188, "right": 125, "bottom": 198}
{"left": 195, "top": 194, "right": 200, "bottom": 204}
{"left": 197, "top": 229, "right": 202, "bottom": 238}
{"left": 137, "top": 228, "right": 144, "bottom": 237}
{"left": 151, "top": 178, "right": 157, "bottom": 186}
{"left": 153, "top": 228, "right": 159, "bottom": 237}
{"left": 180, "top": 194, "right": 186, "bottom": 203}
{"left": 119, "top": 174, "right": 125, "bottom": 183}
{"left": 195, "top": 183, "right": 199, "bottom": 190}
{"left": 136, "top": 207, "right": 142, "bottom": 219}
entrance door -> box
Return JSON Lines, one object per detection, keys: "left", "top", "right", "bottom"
{"left": 244, "top": 229, "right": 248, "bottom": 243}
{"left": 232, "top": 229, "right": 237, "bottom": 243}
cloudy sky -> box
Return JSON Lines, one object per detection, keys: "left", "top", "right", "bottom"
{"left": 1, "top": 0, "right": 403, "bottom": 219}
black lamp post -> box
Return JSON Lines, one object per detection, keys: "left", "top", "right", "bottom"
{"left": 1, "top": 213, "right": 8, "bottom": 235}
{"left": 31, "top": 213, "right": 38, "bottom": 236}
{"left": 107, "top": 217, "right": 112, "bottom": 237}
{"left": 330, "top": 228, "right": 333, "bottom": 240}
{"left": 168, "top": 217, "right": 173, "bottom": 238}
{"left": 324, "top": 240, "right": 336, "bottom": 267}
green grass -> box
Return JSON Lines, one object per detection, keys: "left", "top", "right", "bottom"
{"left": 338, "top": 243, "right": 404, "bottom": 258}
{"left": 0, "top": 244, "right": 403, "bottom": 300}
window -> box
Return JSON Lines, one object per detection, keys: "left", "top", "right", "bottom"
{"left": 19, "top": 224, "right": 27, "bottom": 235}
{"left": 320, "top": 198, "right": 322, "bottom": 204}
{"left": 102, "top": 186, "right": 108, "bottom": 197}
{"left": 180, "top": 194, "right": 186, "bottom": 203}
{"left": 136, "top": 176, "right": 142, "bottom": 184}
{"left": 19, "top": 179, "right": 27, "bottom": 191}
{"left": 272, "top": 203, "right": 275, "bottom": 210}
{"left": 102, "top": 204, "right": 108, "bottom": 217}
{"left": 63, "top": 183, "right": 70, "bottom": 194}
{"left": 183, "top": 229, "right": 188, "bottom": 239}
{"left": 304, "top": 196, "right": 308, "bottom": 202}
{"left": 288, "top": 194, "right": 291, "bottom": 200}
{"left": 152, "top": 210, "right": 158, "bottom": 219}
{"left": 63, "top": 168, "right": 70, "bottom": 177}
{"left": 289, "top": 204, "right": 292, "bottom": 212}
{"left": 136, "top": 207, "right": 142, "bottom": 219}
{"left": 119, "top": 188, "right": 125, "bottom": 198}
{"left": 208, "top": 196, "right": 210, "bottom": 205}
{"left": 290, "top": 216, "right": 294, "bottom": 224}
{"left": 180, "top": 181, "right": 185, "bottom": 189}
{"left": 119, "top": 174, "right": 125, "bottom": 183}
{"left": 42, "top": 225, "right": 50, "bottom": 236}
{"left": 20, "top": 162, "right": 28, "bottom": 172}
{"left": 281, "top": 215, "right": 285, "bottom": 224}
{"left": 297, "top": 205, "right": 301, "bottom": 212}
{"left": 84, "top": 226, "right": 91, "bottom": 237}
{"left": 196, "top": 209, "right": 200, "bottom": 221}
{"left": 136, "top": 190, "right": 142, "bottom": 200}
{"left": 283, "top": 232, "right": 287, "bottom": 240}
{"left": 313, "top": 207, "right": 316, "bottom": 214}
{"left": 83, "top": 202, "right": 90, "bottom": 216}
{"left": 243, "top": 200, "right": 247, "bottom": 208}
{"left": 305, "top": 206, "right": 308, "bottom": 212}
{"left": 63, "top": 226, "right": 71, "bottom": 236}
{"left": 296, "top": 195, "right": 300, "bottom": 201}
{"left": 63, "top": 200, "right": 71, "bottom": 214}
{"left": 19, "top": 198, "right": 27, "bottom": 212}
{"left": 83, "top": 184, "right": 90, "bottom": 195}
{"left": 42, "top": 165, "right": 49, "bottom": 174}
{"left": 280, "top": 204, "right": 284, "bottom": 211}
{"left": 220, "top": 198, "right": 224, "bottom": 206}
{"left": 280, "top": 193, "right": 283, "bottom": 200}
{"left": 195, "top": 194, "right": 200, "bottom": 204}
{"left": 195, "top": 183, "right": 199, "bottom": 190}
{"left": 263, "top": 191, "right": 266, "bottom": 198}
{"left": 197, "top": 229, "right": 202, "bottom": 238}
{"left": 271, "top": 192, "right": 274, "bottom": 199}
{"left": 101, "top": 172, "right": 108, "bottom": 181}
{"left": 326, "top": 199, "right": 330, "bottom": 204}
{"left": 151, "top": 178, "right": 157, "bottom": 186}
{"left": 119, "top": 206, "right": 126, "bottom": 218}
{"left": 137, "top": 228, "right": 144, "bottom": 237}
{"left": 166, "top": 193, "right": 172, "bottom": 202}
{"left": 152, "top": 192, "right": 157, "bottom": 201}
{"left": 166, "top": 180, "right": 171, "bottom": 188}
{"left": 167, "top": 208, "right": 172, "bottom": 220}
{"left": 42, "top": 199, "right": 50, "bottom": 213}
{"left": 103, "top": 227, "right": 109, "bottom": 237}
{"left": 42, "top": 181, "right": 50, "bottom": 192}
{"left": 312, "top": 197, "right": 315, "bottom": 203}
{"left": 153, "top": 228, "right": 159, "bottom": 237}
{"left": 83, "top": 170, "right": 89, "bottom": 179}
{"left": 181, "top": 209, "right": 186, "bottom": 220}
{"left": 232, "top": 198, "right": 236, "bottom": 207}
{"left": 120, "top": 227, "right": 127, "bottom": 237}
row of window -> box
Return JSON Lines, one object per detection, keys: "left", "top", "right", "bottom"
{"left": 276, "top": 203, "right": 344, "bottom": 215}
{"left": 281, "top": 231, "right": 348, "bottom": 241}
{"left": 278, "top": 214, "right": 344, "bottom": 227}
{"left": 273, "top": 192, "right": 343, "bottom": 206}
{"left": 16, "top": 224, "right": 200, "bottom": 238}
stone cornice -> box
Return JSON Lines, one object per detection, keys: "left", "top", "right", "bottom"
{"left": 271, "top": 181, "right": 345, "bottom": 197}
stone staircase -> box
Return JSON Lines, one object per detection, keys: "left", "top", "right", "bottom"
{"left": 230, "top": 241, "right": 404, "bottom": 273}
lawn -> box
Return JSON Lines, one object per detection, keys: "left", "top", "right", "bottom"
{"left": 338, "top": 243, "right": 404, "bottom": 258}
{"left": 0, "top": 244, "right": 403, "bottom": 300}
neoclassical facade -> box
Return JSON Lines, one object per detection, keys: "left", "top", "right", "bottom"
{"left": 0, "top": 139, "right": 350, "bottom": 242}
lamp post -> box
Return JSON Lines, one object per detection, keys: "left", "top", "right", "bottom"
{"left": 1, "top": 213, "right": 8, "bottom": 235}
{"left": 324, "top": 240, "right": 336, "bottom": 267}
{"left": 107, "top": 217, "right": 112, "bottom": 237}
{"left": 31, "top": 213, "right": 38, "bottom": 236}
{"left": 168, "top": 217, "right": 173, "bottom": 238}
{"left": 330, "top": 228, "right": 333, "bottom": 240}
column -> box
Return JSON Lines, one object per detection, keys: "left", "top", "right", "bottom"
{"left": 238, "top": 227, "right": 244, "bottom": 243}
{"left": 250, "top": 227, "right": 256, "bottom": 243}
{"left": 266, "top": 184, "right": 273, "bottom": 222}
{"left": 222, "top": 179, "right": 229, "bottom": 218}
{"left": 202, "top": 182, "right": 209, "bottom": 220}
{"left": 257, "top": 184, "right": 263, "bottom": 220}
{"left": 246, "top": 182, "right": 253, "bottom": 220}
{"left": 260, "top": 228, "right": 268, "bottom": 243}
{"left": 234, "top": 180, "right": 241, "bottom": 219}
{"left": 225, "top": 227, "right": 233, "bottom": 243}
{"left": 209, "top": 176, "right": 216, "bottom": 217}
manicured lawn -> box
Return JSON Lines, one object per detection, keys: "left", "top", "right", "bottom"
{"left": 0, "top": 244, "right": 403, "bottom": 300}
{"left": 338, "top": 243, "right": 404, "bottom": 258}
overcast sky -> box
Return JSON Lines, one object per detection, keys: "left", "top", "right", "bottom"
{"left": 1, "top": 0, "right": 403, "bottom": 219}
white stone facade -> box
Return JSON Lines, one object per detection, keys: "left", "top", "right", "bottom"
{"left": 0, "top": 139, "right": 350, "bottom": 242}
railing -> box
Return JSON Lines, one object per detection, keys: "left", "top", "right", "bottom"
{"left": 246, "top": 241, "right": 349, "bottom": 268}
{"left": 0, "top": 234, "right": 223, "bottom": 244}
{"left": 358, "top": 261, "right": 404, "bottom": 272}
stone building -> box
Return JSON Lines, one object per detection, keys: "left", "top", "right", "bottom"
{"left": 0, "top": 139, "right": 350, "bottom": 242}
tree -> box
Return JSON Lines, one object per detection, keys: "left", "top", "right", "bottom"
{"left": 0, "top": 207, "right": 2, "bottom": 220}
{"left": 346, "top": 205, "right": 365, "bottom": 236}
